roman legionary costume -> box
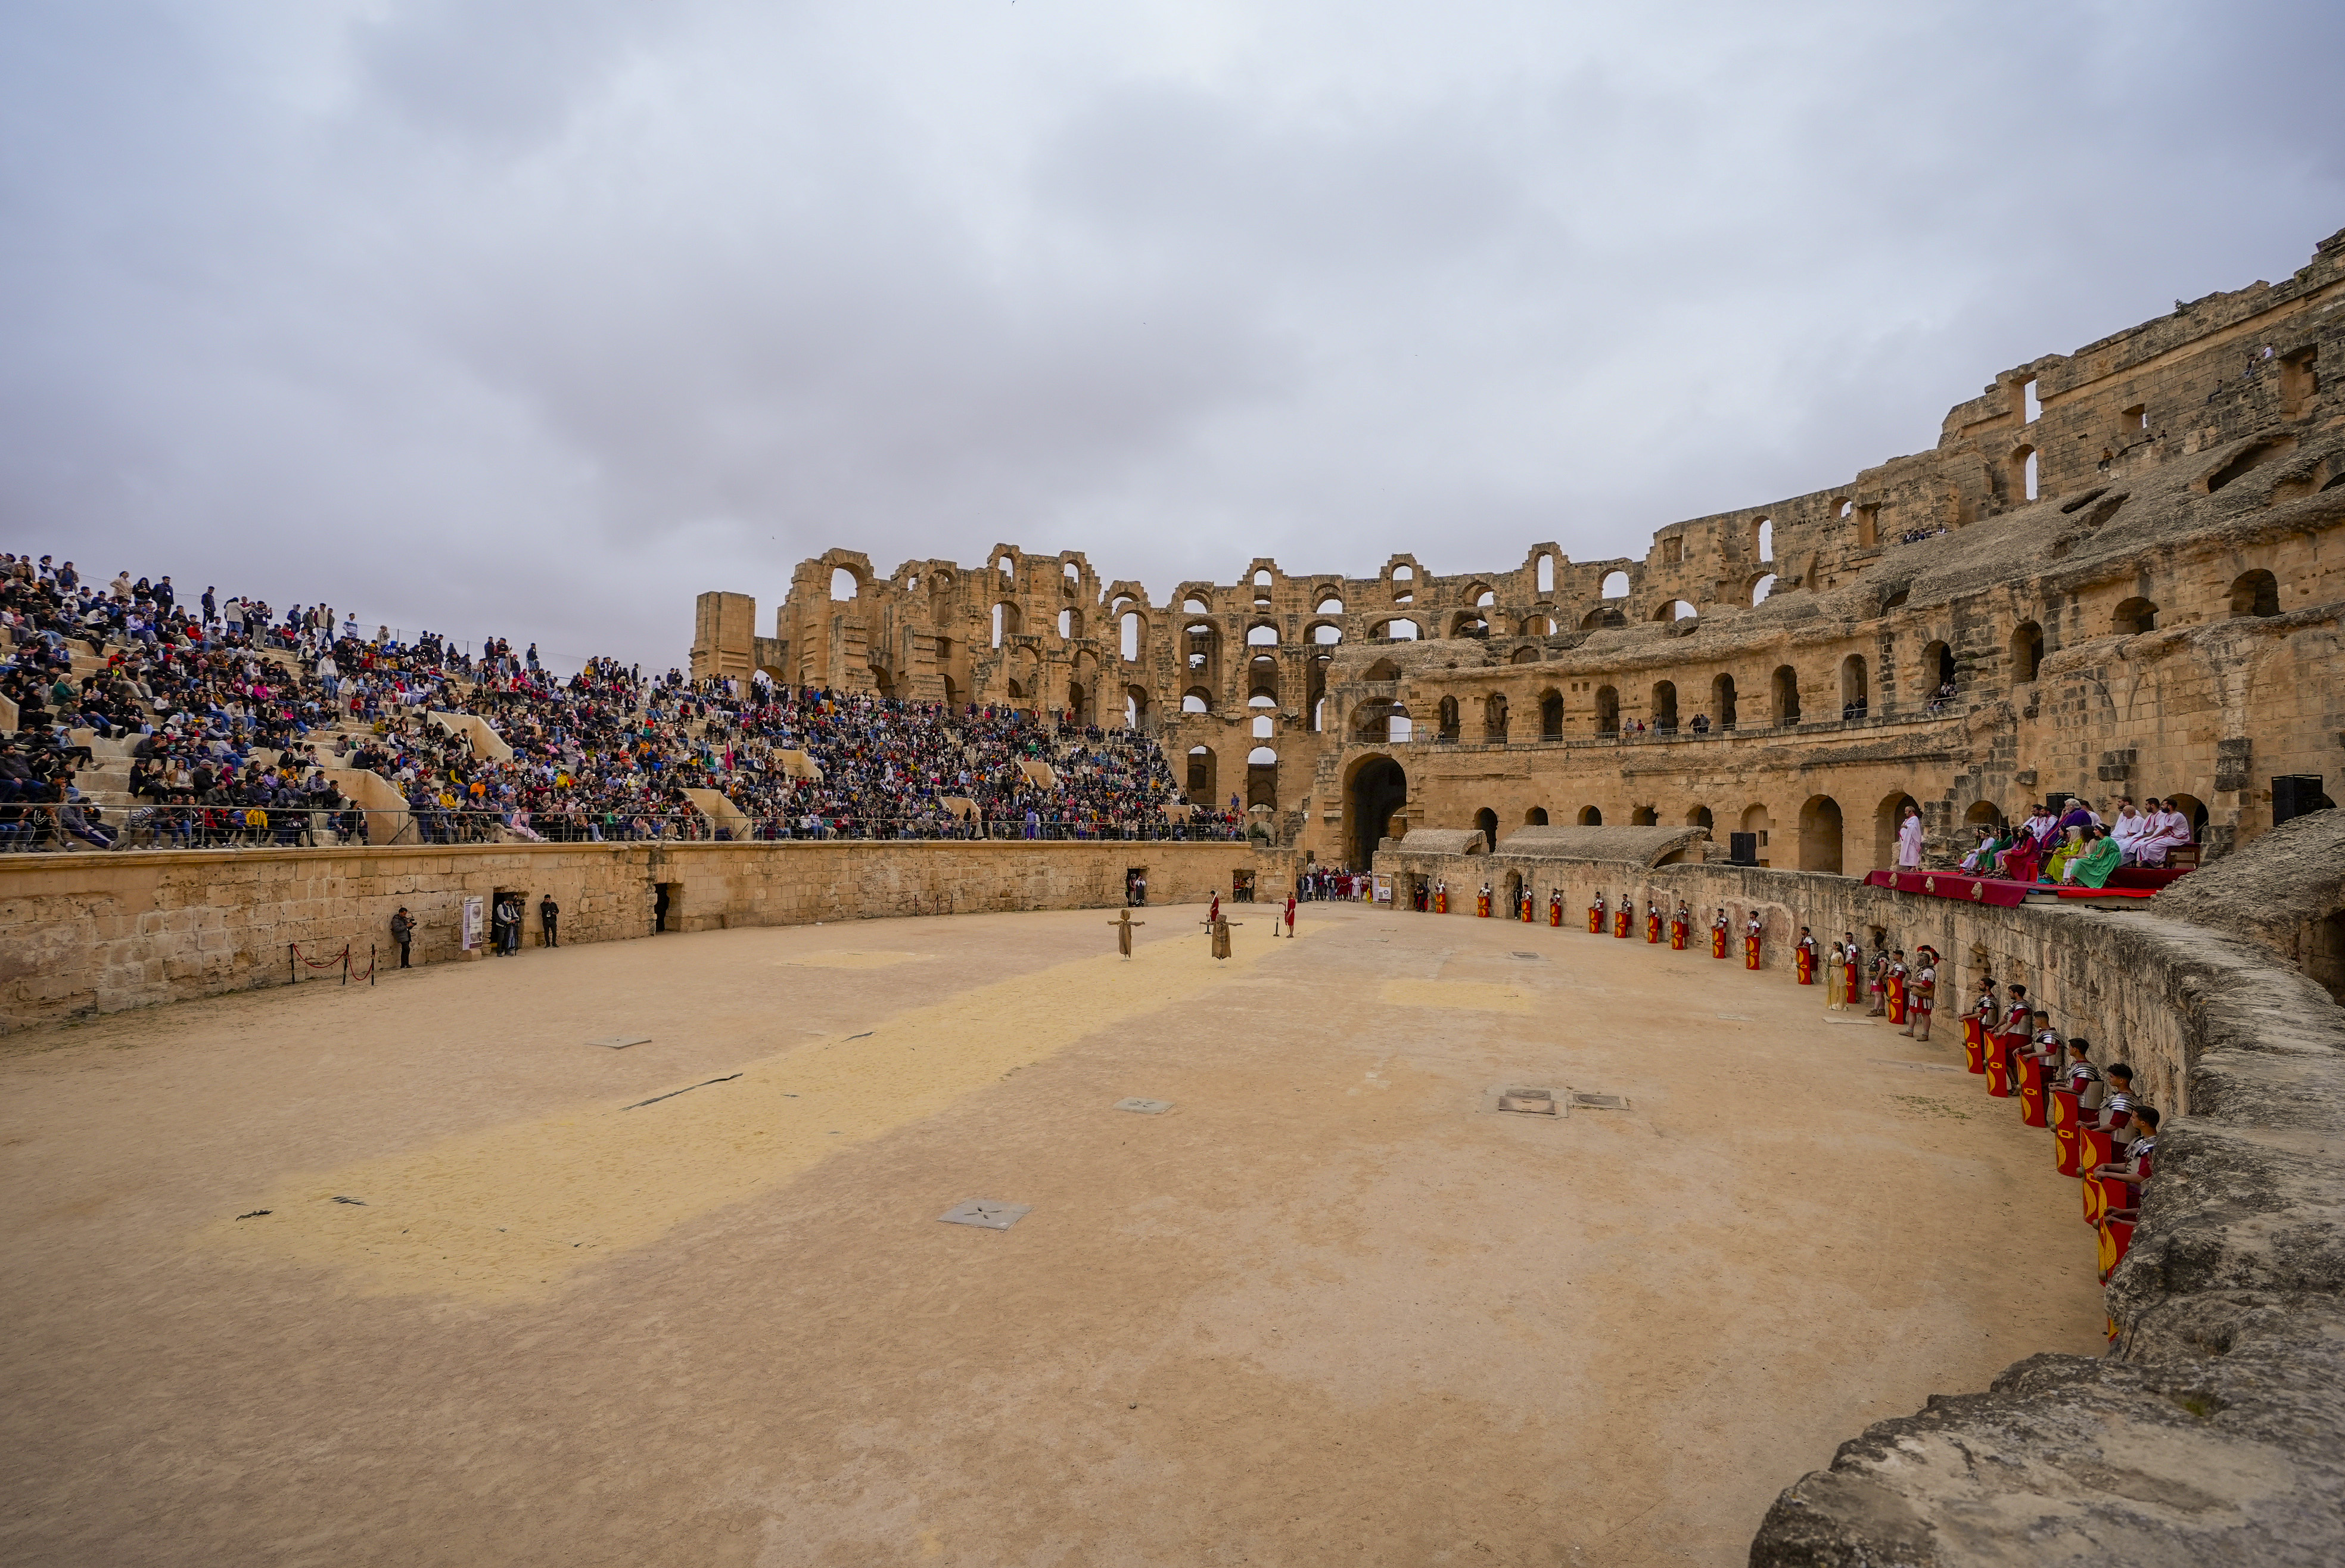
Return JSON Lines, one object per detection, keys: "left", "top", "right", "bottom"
{"left": 1843, "top": 936, "right": 1862, "bottom": 1007}
{"left": 1711, "top": 909, "right": 1730, "bottom": 960}
{"left": 1671, "top": 903, "right": 1690, "bottom": 950}
{"left": 1743, "top": 914, "right": 1763, "bottom": 970}
{"left": 1521, "top": 886, "right": 1537, "bottom": 923}
{"left": 1548, "top": 889, "right": 1563, "bottom": 926}
{"left": 1434, "top": 881, "right": 1448, "bottom": 914}
{"left": 1886, "top": 953, "right": 1908, "bottom": 1025}
{"left": 1963, "top": 981, "right": 1998, "bottom": 1074}
{"left": 1614, "top": 899, "right": 1633, "bottom": 938}
{"left": 1590, "top": 893, "right": 1606, "bottom": 934}
{"left": 1477, "top": 883, "right": 1492, "bottom": 917}
{"left": 1867, "top": 948, "right": 1889, "bottom": 1015}
{"left": 1904, "top": 953, "right": 1936, "bottom": 1042}
{"left": 1795, "top": 930, "right": 1818, "bottom": 985}
{"left": 1646, "top": 901, "right": 1662, "bottom": 943}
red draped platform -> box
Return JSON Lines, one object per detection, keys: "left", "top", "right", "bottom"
{"left": 1861, "top": 870, "right": 2030, "bottom": 906}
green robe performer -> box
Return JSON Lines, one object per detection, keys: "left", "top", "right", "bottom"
{"left": 1108, "top": 909, "right": 1144, "bottom": 957}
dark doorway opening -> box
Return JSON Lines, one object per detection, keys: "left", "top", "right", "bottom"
{"left": 1349, "top": 757, "right": 1408, "bottom": 868}
{"left": 1125, "top": 867, "right": 1147, "bottom": 906}
{"left": 653, "top": 882, "right": 676, "bottom": 934}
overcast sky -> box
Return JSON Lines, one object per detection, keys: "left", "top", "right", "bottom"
{"left": 5, "top": 1, "right": 2341, "bottom": 670}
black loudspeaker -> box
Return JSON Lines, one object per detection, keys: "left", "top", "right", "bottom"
{"left": 1729, "top": 832, "right": 1759, "bottom": 866}
{"left": 2272, "top": 775, "right": 2327, "bottom": 825}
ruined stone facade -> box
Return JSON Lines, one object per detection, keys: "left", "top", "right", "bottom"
{"left": 695, "top": 228, "right": 2345, "bottom": 870}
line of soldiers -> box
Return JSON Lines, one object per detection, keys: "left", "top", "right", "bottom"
{"left": 1577, "top": 892, "right": 1765, "bottom": 969}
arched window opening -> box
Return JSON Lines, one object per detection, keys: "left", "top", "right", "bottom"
{"left": 2229, "top": 570, "right": 2281, "bottom": 618}
{"left": 1388, "top": 707, "right": 1413, "bottom": 743}
{"left": 1475, "top": 807, "right": 1499, "bottom": 842}
{"left": 1581, "top": 605, "right": 1626, "bottom": 630}
{"left": 1058, "top": 609, "right": 1073, "bottom": 639}
{"left": 1383, "top": 619, "right": 1420, "bottom": 641}
{"left": 1312, "top": 695, "right": 1326, "bottom": 732}
{"left": 2012, "top": 446, "right": 2038, "bottom": 502}
{"left": 1875, "top": 792, "right": 1920, "bottom": 870}
{"left": 1921, "top": 641, "right": 1958, "bottom": 711}
{"left": 1964, "top": 799, "right": 2007, "bottom": 833}
{"left": 1522, "top": 612, "right": 1557, "bottom": 636}
{"left": 1183, "top": 689, "right": 1210, "bottom": 714}
{"left": 1631, "top": 805, "right": 1658, "bottom": 826}
{"left": 2010, "top": 621, "right": 2044, "bottom": 683}
{"left": 1253, "top": 714, "right": 1274, "bottom": 739}
{"left": 1687, "top": 804, "right": 1714, "bottom": 830}
{"left": 1119, "top": 611, "right": 1142, "bottom": 662}
{"left": 1346, "top": 755, "right": 1408, "bottom": 865}
{"left": 1771, "top": 664, "right": 1800, "bottom": 725}
{"left": 999, "top": 555, "right": 1015, "bottom": 578}
{"left": 1594, "top": 685, "right": 1620, "bottom": 736}
{"left": 1247, "top": 623, "right": 1278, "bottom": 646}
{"left": 1391, "top": 564, "right": 1415, "bottom": 603}
{"left": 1125, "top": 686, "right": 1150, "bottom": 729}
{"left": 1651, "top": 680, "right": 1678, "bottom": 732}
{"left": 990, "top": 602, "right": 1006, "bottom": 648}
{"left": 1536, "top": 554, "right": 1554, "bottom": 594}
{"left": 829, "top": 567, "right": 858, "bottom": 601}
{"left": 1526, "top": 807, "right": 1549, "bottom": 826}
{"left": 1453, "top": 612, "right": 1489, "bottom": 638}
{"left": 1483, "top": 692, "right": 1509, "bottom": 743}
{"left": 1364, "top": 657, "right": 1401, "bottom": 682}
{"left": 1578, "top": 805, "right": 1603, "bottom": 826}
{"left": 1183, "top": 595, "right": 1209, "bottom": 614}
{"left": 1840, "top": 655, "right": 1868, "bottom": 721}
{"left": 1186, "top": 745, "right": 1215, "bottom": 797}
{"left": 1539, "top": 689, "right": 1565, "bottom": 739}
{"left": 1436, "top": 696, "right": 1461, "bottom": 740}
{"left": 1510, "top": 647, "right": 1538, "bottom": 664}
{"left": 1311, "top": 623, "right": 1342, "bottom": 645}
{"left": 1752, "top": 574, "right": 1778, "bottom": 606}
{"left": 1755, "top": 518, "right": 1774, "bottom": 562}
{"left": 1600, "top": 570, "right": 1631, "bottom": 599}
{"left": 1712, "top": 673, "right": 1738, "bottom": 731}
{"left": 1740, "top": 803, "right": 1771, "bottom": 856}
{"left": 1253, "top": 569, "right": 1273, "bottom": 590}
{"left": 2113, "top": 597, "right": 2159, "bottom": 635}
{"left": 1654, "top": 599, "right": 1697, "bottom": 621}
{"left": 1315, "top": 596, "right": 1343, "bottom": 615}
{"left": 1799, "top": 795, "right": 1845, "bottom": 874}
{"left": 1476, "top": 589, "right": 1495, "bottom": 608}
{"left": 1063, "top": 560, "right": 1081, "bottom": 586}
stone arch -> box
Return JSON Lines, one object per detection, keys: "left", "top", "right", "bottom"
{"left": 1631, "top": 805, "right": 1658, "bottom": 826}
{"left": 1380, "top": 618, "right": 1422, "bottom": 641}
{"left": 1594, "top": 685, "right": 1620, "bottom": 735}
{"left": 1538, "top": 688, "right": 1565, "bottom": 739}
{"left": 1364, "top": 657, "right": 1401, "bottom": 682}
{"left": 1509, "top": 646, "right": 1540, "bottom": 665}
{"left": 1345, "top": 754, "right": 1408, "bottom": 867}
{"left": 1799, "top": 794, "right": 1845, "bottom": 874}
{"left": 1246, "top": 746, "right": 1279, "bottom": 808}
{"left": 1751, "top": 573, "right": 1778, "bottom": 606}
{"left": 1650, "top": 680, "right": 1678, "bottom": 732}
{"left": 1578, "top": 805, "right": 1603, "bottom": 826}
{"left": 1964, "top": 798, "right": 2007, "bottom": 833}
{"left": 1740, "top": 803, "right": 1772, "bottom": 858}
{"left": 829, "top": 566, "right": 860, "bottom": 601}
{"left": 1519, "top": 610, "right": 1558, "bottom": 636}
{"left": 1182, "top": 686, "right": 1212, "bottom": 714}
{"left": 1686, "top": 804, "right": 1714, "bottom": 830}
{"left": 2113, "top": 596, "right": 2159, "bottom": 634}
{"left": 1246, "top": 621, "right": 1280, "bottom": 646}
{"left": 2167, "top": 792, "right": 2209, "bottom": 843}
{"left": 992, "top": 601, "right": 1022, "bottom": 648}
{"left": 1482, "top": 692, "right": 1509, "bottom": 742}
{"left": 1875, "top": 791, "right": 1920, "bottom": 869}
{"left": 1185, "top": 745, "right": 1218, "bottom": 801}
{"left": 1600, "top": 569, "right": 1631, "bottom": 598}
{"left": 1436, "top": 695, "right": 1461, "bottom": 740}
{"left": 1306, "top": 620, "right": 1344, "bottom": 645}
{"left": 1450, "top": 609, "right": 1491, "bottom": 638}
{"left": 1525, "top": 806, "right": 1549, "bottom": 826}
{"left": 1123, "top": 683, "right": 1152, "bottom": 730}
{"left": 1580, "top": 605, "right": 1627, "bottom": 630}
{"left": 1711, "top": 672, "right": 1738, "bottom": 730}
{"left": 1183, "top": 620, "right": 1221, "bottom": 682}
{"left": 2229, "top": 569, "right": 2281, "bottom": 618}
{"left": 1920, "top": 640, "right": 1957, "bottom": 700}
{"left": 1839, "top": 654, "right": 1868, "bottom": 720}
{"left": 1475, "top": 806, "right": 1500, "bottom": 841}
{"left": 1119, "top": 609, "right": 1145, "bottom": 663}
{"left": 2010, "top": 620, "right": 2044, "bottom": 683}
{"left": 1771, "top": 664, "right": 1800, "bottom": 724}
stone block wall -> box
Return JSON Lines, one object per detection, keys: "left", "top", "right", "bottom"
{"left": 0, "top": 841, "right": 1296, "bottom": 1026}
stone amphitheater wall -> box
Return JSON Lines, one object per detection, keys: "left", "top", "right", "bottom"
{"left": 0, "top": 841, "right": 1296, "bottom": 1027}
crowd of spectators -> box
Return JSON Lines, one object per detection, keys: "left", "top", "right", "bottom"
{"left": 2, "top": 550, "right": 1237, "bottom": 851}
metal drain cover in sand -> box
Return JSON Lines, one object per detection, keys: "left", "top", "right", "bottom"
{"left": 1497, "top": 1088, "right": 1561, "bottom": 1115}
{"left": 1114, "top": 1097, "right": 1173, "bottom": 1115}
{"left": 939, "top": 1200, "right": 1031, "bottom": 1231}
{"left": 1510, "top": 951, "right": 1542, "bottom": 960}
{"left": 589, "top": 1035, "right": 651, "bottom": 1049}
{"left": 1570, "top": 1092, "right": 1629, "bottom": 1110}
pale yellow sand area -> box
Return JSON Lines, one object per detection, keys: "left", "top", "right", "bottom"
{"left": 206, "top": 928, "right": 1304, "bottom": 1302}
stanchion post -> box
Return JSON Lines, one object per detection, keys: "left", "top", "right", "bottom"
{"left": 371, "top": 944, "right": 377, "bottom": 986}
{"left": 288, "top": 942, "right": 297, "bottom": 985}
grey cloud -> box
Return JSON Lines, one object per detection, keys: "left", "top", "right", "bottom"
{"left": 2, "top": 0, "right": 2341, "bottom": 667}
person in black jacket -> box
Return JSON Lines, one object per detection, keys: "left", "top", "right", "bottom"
{"left": 390, "top": 907, "right": 414, "bottom": 967}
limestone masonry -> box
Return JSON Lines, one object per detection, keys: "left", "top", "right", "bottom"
{"left": 696, "top": 228, "right": 2345, "bottom": 876}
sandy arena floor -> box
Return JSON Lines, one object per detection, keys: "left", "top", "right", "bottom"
{"left": 0, "top": 901, "right": 2105, "bottom": 1567}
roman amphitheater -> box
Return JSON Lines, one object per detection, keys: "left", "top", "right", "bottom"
{"left": 5, "top": 233, "right": 2344, "bottom": 1566}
